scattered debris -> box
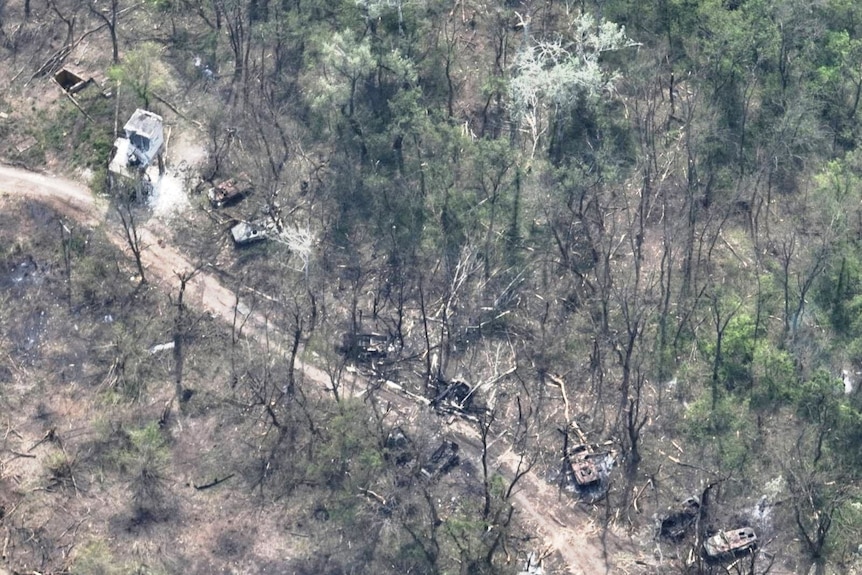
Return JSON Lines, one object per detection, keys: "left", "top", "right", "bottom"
{"left": 109, "top": 137, "right": 150, "bottom": 188}
{"left": 703, "top": 527, "right": 757, "bottom": 561}
{"left": 15, "top": 135, "right": 38, "bottom": 154}
{"left": 3, "top": 255, "right": 40, "bottom": 289}
{"left": 518, "top": 551, "right": 546, "bottom": 575}
{"left": 207, "top": 177, "right": 252, "bottom": 208}
{"left": 659, "top": 497, "right": 700, "bottom": 541}
{"left": 148, "top": 172, "right": 190, "bottom": 219}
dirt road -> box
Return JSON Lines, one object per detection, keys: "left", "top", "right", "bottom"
{"left": 0, "top": 163, "right": 633, "bottom": 574}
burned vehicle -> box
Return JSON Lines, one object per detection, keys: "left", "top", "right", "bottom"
{"left": 339, "top": 332, "right": 391, "bottom": 362}
{"left": 569, "top": 444, "right": 601, "bottom": 487}
{"left": 659, "top": 497, "right": 701, "bottom": 541}
{"left": 703, "top": 527, "right": 757, "bottom": 561}
{"left": 207, "top": 177, "right": 252, "bottom": 208}
{"left": 431, "top": 377, "right": 475, "bottom": 414}
{"left": 560, "top": 434, "right": 612, "bottom": 502}
{"left": 230, "top": 220, "right": 268, "bottom": 246}
{"left": 420, "top": 440, "right": 460, "bottom": 480}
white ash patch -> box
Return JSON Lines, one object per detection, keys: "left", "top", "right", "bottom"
{"left": 147, "top": 169, "right": 189, "bottom": 219}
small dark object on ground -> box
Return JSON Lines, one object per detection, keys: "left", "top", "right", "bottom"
{"left": 313, "top": 505, "right": 329, "bottom": 522}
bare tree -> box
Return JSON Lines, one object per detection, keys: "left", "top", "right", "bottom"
{"left": 782, "top": 428, "right": 854, "bottom": 575}
{"left": 708, "top": 290, "right": 744, "bottom": 408}
{"left": 115, "top": 200, "right": 147, "bottom": 285}
{"left": 58, "top": 218, "right": 73, "bottom": 309}
{"left": 87, "top": 0, "right": 119, "bottom": 64}
{"left": 48, "top": 0, "right": 77, "bottom": 47}
{"left": 172, "top": 269, "right": 199, "bottom": 405}
{"left": 472, "top": 395, "right": 534, "bottom": 570}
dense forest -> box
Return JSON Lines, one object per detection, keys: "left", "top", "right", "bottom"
{"left": 2, "top": 0, "right": 862, "bottom": 574}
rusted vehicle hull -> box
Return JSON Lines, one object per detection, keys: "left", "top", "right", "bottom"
{"left": 703, "top": 527, "right": 757, "bottom": 560}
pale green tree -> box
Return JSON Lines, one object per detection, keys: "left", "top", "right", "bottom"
{"left": 312, "top": 30, "right": 376, "bottom": 118}
{"left": 109, "top": 42, "right": 170, "bottom": 109}
{"left": 508, "top": 12, "right": 637, "bottom": 158}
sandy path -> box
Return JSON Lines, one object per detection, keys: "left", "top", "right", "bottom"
{"left": 0, "top": 163, "right": 630, "bottom": 574}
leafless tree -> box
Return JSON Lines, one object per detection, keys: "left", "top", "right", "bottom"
{"left": 58, "top": 218, "right": 73, "bottom": 309}
{"left": 87, "top": 0, "right": 119, "bottom": 63}
{"left": 172, "top": 269, "right": 199, "bottom": 404}
{"left": 48, "top": 0, "right": 76, "bottom": 47}
{"left": 473, "top": 394, "right": 534, "bottom": 570}
{"left": 115, "top": 200, "right": 147, "bottom": 285}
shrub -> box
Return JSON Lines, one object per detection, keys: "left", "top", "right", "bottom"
{"left": 750, "top": 343, "right": 797, "bottom": 410}
{"left": 109, "top": 422, "right": 171, "bottom": 511}
{"left": 680, "top": 390, "right": 752, "bottom": 471}
{"left": 71, "top": 540, "right": 124, "bottom": 575}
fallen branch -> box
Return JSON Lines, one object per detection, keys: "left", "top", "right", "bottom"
{"left": 28, "top": 428, "right": 58, "bottom": 452}
{"left": 151, "top": 91, "right": 203, "bottom": 129}
{"left": 55, "top": 82, "right": 93, "bottom": 123}
{"left": 30, "top": 44, "right": 73, "bottom": 82}
{"left": 384, "top": 380, "right": 431, "bottom": 405}
{"left": 8, "top": 450, "right": 36, "bottom": 460}
{"left": 193, "top": 473, "right": 235, "bottom": 490}
{"left": 667, "top": 454, "right": 710, "bottom": 473}
{"left": 631, "top": 478, "right": 652, "bottom": 514}
{"left": 359, "top": 488, "right": 387, "bottom": 506}
{"left": 29, "top": 2, "right": 143, "bottom": 83}
{"left": 568, "top": 419, "right": 589, "bottom": 445}
{"left": 463, "top": 364, "right": 517, "bottom": 406}
{"left": 547, "top": 372, "right": 571, "bottom": 425}
{"left": 4, "top": 419, "right": 23, "bottom": 440}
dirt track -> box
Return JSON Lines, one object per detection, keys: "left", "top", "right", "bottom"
{"left": 0, "top": 163, "right": 633, "bottom": 574}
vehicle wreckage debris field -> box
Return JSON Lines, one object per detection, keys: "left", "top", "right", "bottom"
{"left": 2, "top": 0, "right": 859, "bottom": 572}
{"left": 0, "top": 186, "right": 638, "bottom": 574}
